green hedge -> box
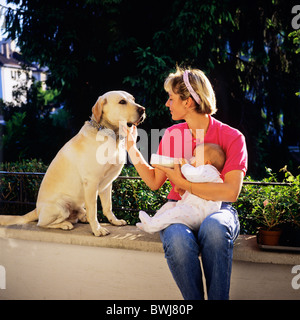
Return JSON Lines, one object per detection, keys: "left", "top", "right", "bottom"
{"left": 1, "top": 160, "right": 299, "bottom": 234}
{"left": 0, "top": 159, "right": 171, "bottom": 225}
{"left": 110, "top": 166, "right": 171, "bottom": 225}
{"left": 0, "top": 159, "right": 47, "bottom": 206}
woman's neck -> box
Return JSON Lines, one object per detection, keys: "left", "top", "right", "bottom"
{"left": 185, "top": 112, "right": 210, "bottom": 138}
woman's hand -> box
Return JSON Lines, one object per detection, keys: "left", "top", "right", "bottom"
{"left": 153, "top": 161, "right": 188, "bottom": 191}
{"left": 123, "top": 125, "right": 138, "bottom": 152}
{"left": 174, "top": 185, "right": 185, "bottom": 196}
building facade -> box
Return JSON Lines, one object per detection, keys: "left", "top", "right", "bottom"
{"left": 0, "top": 39, "right": 47, "bottom": 105}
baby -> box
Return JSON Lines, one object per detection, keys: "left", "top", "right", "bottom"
{"left": 136, "top": 143, "right": 226, "bottom": 234}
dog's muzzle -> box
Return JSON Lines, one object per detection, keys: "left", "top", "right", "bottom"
{"left": 128, "top": 106, "right": 146, "bottom": 127}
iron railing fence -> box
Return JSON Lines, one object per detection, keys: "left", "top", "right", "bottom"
{"left": 0, "top": 170, "right": 292, "bottom": 215}
{"left": 0, "top": 171, "right": 161, "bottom": 215}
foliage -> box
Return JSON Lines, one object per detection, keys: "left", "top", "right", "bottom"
{"left": 0, "top": 160, "right": 171, "bottom": 225}
{"left": 288, "top": 29, "right": 300, "bottom": 96}
{"left": 123, "top": 47, "right": 174, "bottom": 131}
{"left": 0, "top": 111, "right": 27, "bottom": 160}
{"left": 234, "top": 167, "right": 300, "bottom": 232}
{"left": 288, "top": 30, "right": 300, "bottom": 54}
{"left": 1, "top": 160, "right": 299, "bottom": 231}
{"left": 109, "top": 166, "right": 171, "bottom": 225}
{"left": 281, "top": 166, "right": 300, "bottom": 228}
{"left": 1, "top": 81, "right": 71, "bottom": 163}
{"left": 0, "top": 158, "right": 48, "bottom": 173}
{"left": 2, "top": 0, "right": 300, "bottom": 177}
{"left": 0, "top": 159, "right": 47, "bottom": 205}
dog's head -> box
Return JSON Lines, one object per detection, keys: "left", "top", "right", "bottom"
{"left": 92, "top": 91, "right": 146, "bottom": 130}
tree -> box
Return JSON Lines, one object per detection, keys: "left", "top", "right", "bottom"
{"left": 5, "top": 0, "right": 175, "bottom": 129}
{"left": 3, "top": 0, "right": 300, "bottom": 176}
{"left": 1, "top": 81, "right": 69, "bottom": 163}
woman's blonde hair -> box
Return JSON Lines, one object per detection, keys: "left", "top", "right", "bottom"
{"left": 164, "top": 66, "right": 217, "bottom": 115}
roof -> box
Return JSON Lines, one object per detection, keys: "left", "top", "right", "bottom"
{"left": 0, "top": 51, "right": 22, "bottom": 67}
{"left": 0, "top": 51, "right": 41, "bottom": 71}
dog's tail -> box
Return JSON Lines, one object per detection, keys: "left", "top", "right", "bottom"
{"left": 0, "top": 209, "right": 38, "bottom": 226}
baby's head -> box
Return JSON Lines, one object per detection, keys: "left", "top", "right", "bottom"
{"left": 190, "top": 143, "right": 226, "bottom": 172}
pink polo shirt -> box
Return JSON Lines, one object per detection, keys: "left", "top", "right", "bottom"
{"left": 157, "top": 115, "right": 248, "bottom": 200}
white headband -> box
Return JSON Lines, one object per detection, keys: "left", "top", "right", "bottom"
{"left": 183, "top": 70, "right": 201, "bottom": 105}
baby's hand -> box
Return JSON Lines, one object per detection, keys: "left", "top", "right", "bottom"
{"left": 180, "top": 158, "right": 189, "bottom": 166}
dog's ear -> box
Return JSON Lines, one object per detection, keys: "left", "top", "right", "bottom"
{"left": 92, "top": 96, "right": 107, "bottom": 123}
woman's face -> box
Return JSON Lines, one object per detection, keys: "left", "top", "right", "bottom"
{"left": 165, "top": 90, "right": 188, "bottom": 121}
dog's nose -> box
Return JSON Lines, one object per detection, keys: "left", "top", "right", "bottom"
{"left": 138, "top": 106, "right": 145, "bottom": 115}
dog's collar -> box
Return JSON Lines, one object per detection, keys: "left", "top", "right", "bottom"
{"left": 89, "top": 118, "right": 103, "bottom": 130}
{"left": 89, "top": 118, "right": 125, "bottom": 140}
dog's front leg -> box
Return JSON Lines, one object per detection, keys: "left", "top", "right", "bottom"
{"left": 84, "top": 184, "right": 109, "bottom": 236}
{"left": 99, "top": 184, "right": 126, "bottom": 226}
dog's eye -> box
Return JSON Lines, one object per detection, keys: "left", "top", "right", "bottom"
{"left": 119, "top": 100, "right": 127, "bottom": 105}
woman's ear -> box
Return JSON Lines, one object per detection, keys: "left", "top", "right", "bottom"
{"left": 185, "top": 97, "right": 194, "bottom": 109}
{"left": 92, "top": 96, "right": 107, "bottom": 123}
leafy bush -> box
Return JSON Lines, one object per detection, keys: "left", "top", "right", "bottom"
{"left": 0, "top": 160, "right": 171, "bottom": 225}
{"left": 1, "top": 160, "right": 299, "bottom": 232}
{"left": 233, "top": 167, "right": 300, "bottom": 233}
{"left": 0, "top": 159, "right": 47, "bottom": 204}
{"left": 109, "top": 166, "right": 171, "bottom": 225}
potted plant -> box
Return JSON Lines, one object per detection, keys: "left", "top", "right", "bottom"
{"left": 278, "top": 166, "right": 300, "bottom": 247}
{"left": 251, "top": 189, "right": 286, "bottom": 246}
{"left": 246, "top": 167, "right": 299, "bottom": 246}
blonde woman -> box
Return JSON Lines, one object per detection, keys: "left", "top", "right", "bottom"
{"left": 125, "top": 67, "right": 247, "bottom": 300}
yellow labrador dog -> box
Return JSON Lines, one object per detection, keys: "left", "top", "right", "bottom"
{"left": 0, "top": 91, "right": 145, "bottom": 236}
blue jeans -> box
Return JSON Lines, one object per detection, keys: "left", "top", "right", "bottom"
{"left": 160, "top": 202, "right": 240, "bottom": 300}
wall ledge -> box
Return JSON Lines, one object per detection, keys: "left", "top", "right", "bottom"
{"left": 0, "top": 222, "right": 163, "bottom": 253}
{"left": 0, "top": 223, "right": 299, "bottom": 265}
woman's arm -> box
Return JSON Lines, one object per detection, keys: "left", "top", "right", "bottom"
{"left": 154, "top": 163, "right": 244, "bottom": 202}
{"left": 125, "top": 126, "right": 167, "bottom": 191}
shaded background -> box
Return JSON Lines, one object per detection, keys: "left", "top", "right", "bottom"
{"left": 1, "top": 0, "right": 300, "bottom": 179}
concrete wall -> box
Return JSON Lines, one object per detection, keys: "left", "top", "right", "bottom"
{"left": 0, "top": 223, "right": 299, "bottom": 300}
{"left": 0, "top": 237, "right": 181, "bottom": 300}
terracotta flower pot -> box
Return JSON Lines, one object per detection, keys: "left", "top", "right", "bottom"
{"left": 258, "top": 228, "right": 282, "bottom": 246}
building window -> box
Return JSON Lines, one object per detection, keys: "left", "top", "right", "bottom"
{"left": 11, "top": 70, "right": 20, "bottom": 80}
